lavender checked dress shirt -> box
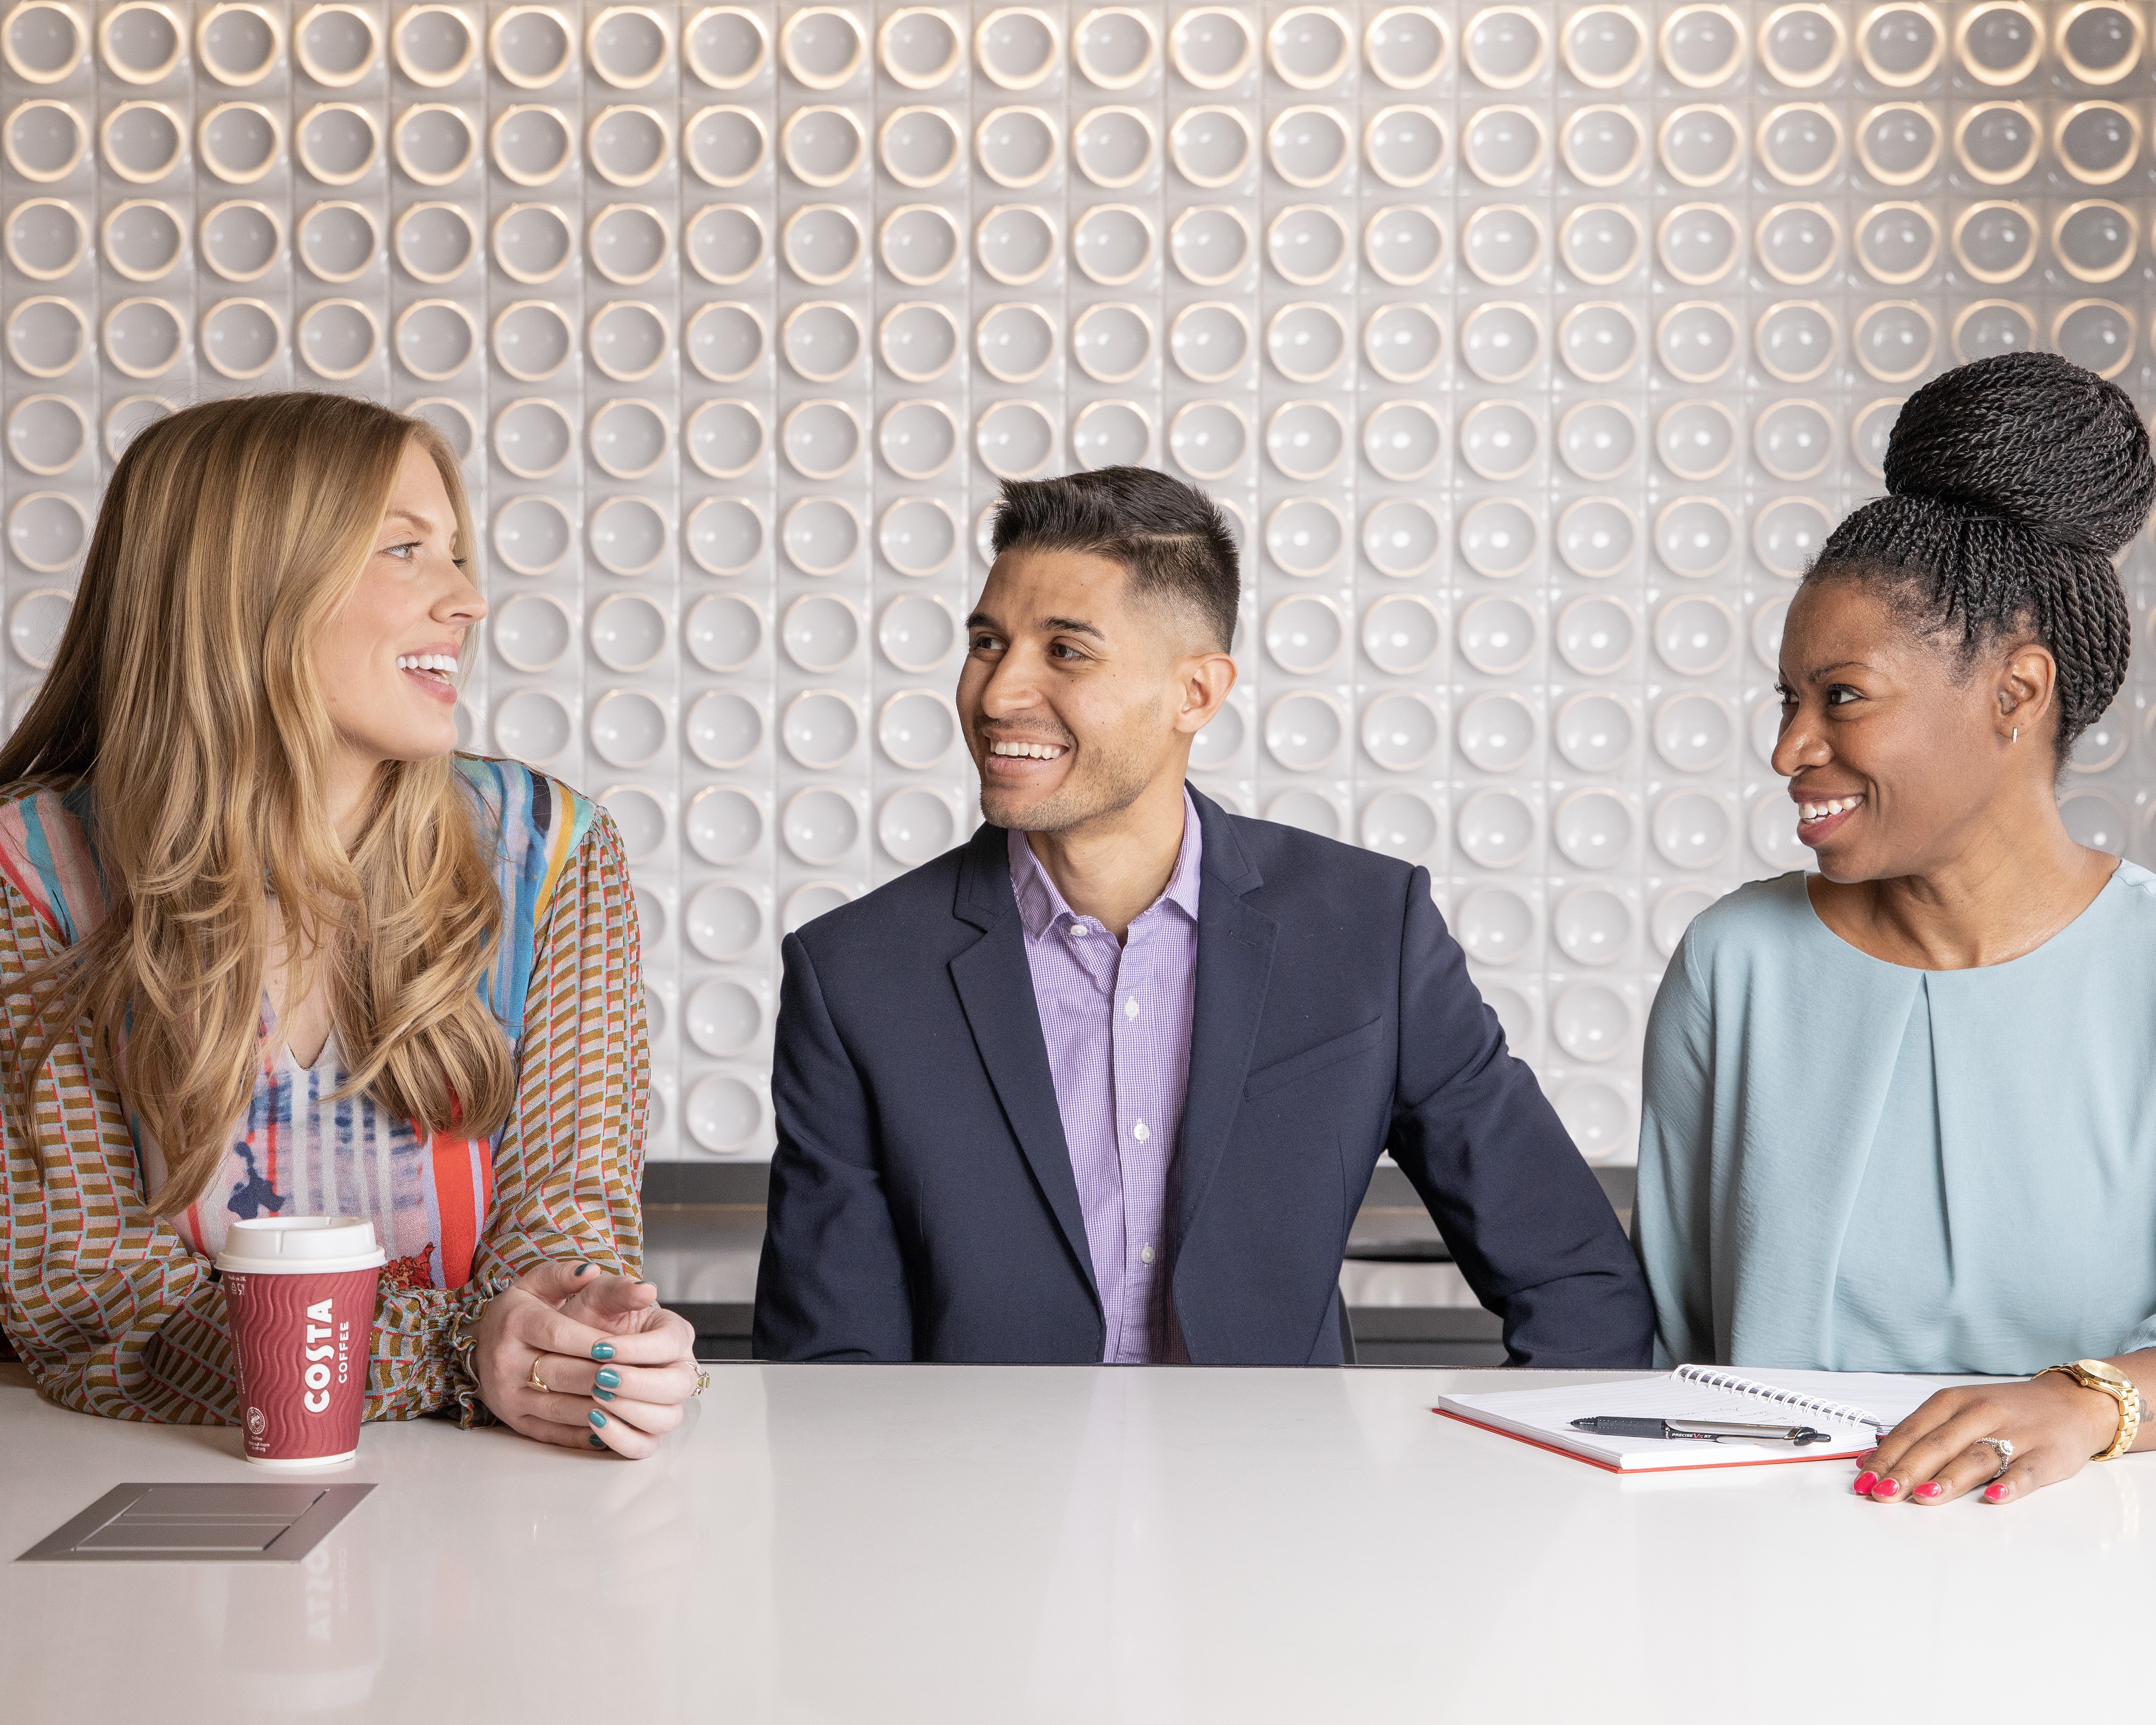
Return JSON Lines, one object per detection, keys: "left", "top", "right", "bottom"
{"left": 1007, "top": 793, "right": 1202, "bottom": 1363}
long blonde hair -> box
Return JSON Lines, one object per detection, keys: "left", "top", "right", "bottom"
{"left": 0, "top": 392, "right": 515, "bottom": 1214}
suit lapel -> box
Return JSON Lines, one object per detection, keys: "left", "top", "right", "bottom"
{"left": 1173, "top": 791, "right": 1277, "bottom": 1241}
{"left": 949, "top": 823, "right": 1099, "bottom": 1301}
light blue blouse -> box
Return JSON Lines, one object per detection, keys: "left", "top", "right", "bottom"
{"left": 1636, "top": 864, "right": 2156, "bottom": 1373}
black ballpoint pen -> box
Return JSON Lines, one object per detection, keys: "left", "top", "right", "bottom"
{"left": 1570, "top": 1416, "right": 1835, "bottom": 1445}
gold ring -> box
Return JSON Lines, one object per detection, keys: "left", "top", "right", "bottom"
{"left": 528, "top": 1358, "right": 549, "bottom": 1394}
{"left": 693, "top": 1370, "right": 710, "bottom": 1398}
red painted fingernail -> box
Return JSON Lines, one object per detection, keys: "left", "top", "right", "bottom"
{"left": 1915, "top": 1482, "right": 1942, "bottom": 1499}
{"left": 1872, "top": 1477, "right": 1900, "bottom": 1499}
{"left": 1852, "top": 1471, "right": 1876, "bottom": 1494}
{"left": 1983, "top": 1483, "right": 2006, "bottom": 1503}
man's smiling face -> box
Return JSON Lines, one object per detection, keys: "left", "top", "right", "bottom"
{"left": 957, "top": 546, "right": 1220, "bottom": 833}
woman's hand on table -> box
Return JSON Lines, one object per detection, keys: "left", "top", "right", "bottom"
{"left": 1854, "top": 1373, "right": 2126, "bottom": 1507}
{"left": 472, "top": 1261, "right": 700, "bottom": 1459}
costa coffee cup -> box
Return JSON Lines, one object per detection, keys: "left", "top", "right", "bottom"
{"left": 217, "top": 1217, "right": 386, "bottom": 1469}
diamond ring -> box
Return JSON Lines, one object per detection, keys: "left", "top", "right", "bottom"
{"left": 1973, "top": 1435, "right": 2014, "bottom": 1481}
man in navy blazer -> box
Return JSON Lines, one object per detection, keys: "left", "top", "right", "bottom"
{"left": 755, "top": 468, "right": 1652, "bottom": 1367}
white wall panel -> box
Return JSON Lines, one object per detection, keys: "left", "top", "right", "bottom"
{"left": 5, "top": 1, "right": 2151, "bottom": 1166}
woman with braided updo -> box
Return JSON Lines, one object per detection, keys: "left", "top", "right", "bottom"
{"left": 1636, "top": 351, "right": 2156, "bottom": 1508}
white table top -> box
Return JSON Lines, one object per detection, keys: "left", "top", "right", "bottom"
{"left": 5, "top": 1359, "right": 2149, "bottom": 1722}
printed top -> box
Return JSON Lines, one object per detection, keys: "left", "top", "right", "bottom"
{"left": 0, "top": 755, "right": 650, "bottom": 1425}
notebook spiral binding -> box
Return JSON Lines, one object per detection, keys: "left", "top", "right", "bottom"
{"left": 1674, "top": 1365, "right": 1890, "bottom": 1434}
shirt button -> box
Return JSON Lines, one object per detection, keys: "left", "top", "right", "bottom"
{"left": 1124, "top": 997, "right": 1139, "bottom": 1019}
{"left": 1140, "top": 1244, "right": 1155, "bottom": 1265}
{"left": 1133, "top": 1120, "right": 1150, "bottom": 1142}
{"left": 1070, "top": 922, "right": 1090, "bottom": 938}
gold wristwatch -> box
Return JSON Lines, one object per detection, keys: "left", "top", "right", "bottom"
{"left": 2037, "top": 1359, "right": 2144, "bottom": 1461}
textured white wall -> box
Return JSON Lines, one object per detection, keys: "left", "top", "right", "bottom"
{"left": 3, "top": 1, "right": 2149, "bottom": 1165}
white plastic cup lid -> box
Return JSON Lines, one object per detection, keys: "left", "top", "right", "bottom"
{"left": 216, "top": 1216, "right": 386, "bottom": 1274}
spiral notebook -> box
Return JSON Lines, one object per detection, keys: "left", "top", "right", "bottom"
{"left": 1435, "top": 1365, "right": 1945, "bottom": 1473}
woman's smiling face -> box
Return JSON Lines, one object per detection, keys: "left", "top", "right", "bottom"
{"left": 316, "top": 438, "right": 487, "bottom": 770}
{"left": 1771, "top": 576, "right": 2051, "bottom": 883}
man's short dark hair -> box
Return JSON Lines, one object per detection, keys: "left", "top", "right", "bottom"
{"left": 988, "top": 466, "right": 1241, "bottom": 652}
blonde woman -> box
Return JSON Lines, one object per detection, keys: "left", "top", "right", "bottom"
{"left": 0, "top": 393, "right": 695, "bottom": 1457}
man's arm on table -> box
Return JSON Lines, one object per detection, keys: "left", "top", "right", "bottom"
{"left": 752, "top": 931, "right": 915, "bottom": 1361}
{"left": 1383, "top": 869, "right": 1655, "bottom": 1368}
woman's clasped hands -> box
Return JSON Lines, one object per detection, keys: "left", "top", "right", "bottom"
{"left": 1852, "top": 1372, "right": 2134, "bottom": 1507}
{"left": 469, "top": 1261, "right": 701, "bottom": 1458}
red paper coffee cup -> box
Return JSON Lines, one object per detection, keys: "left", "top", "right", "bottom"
{"left": 218, "top": 1218, "right": 386, "bottom": 1470}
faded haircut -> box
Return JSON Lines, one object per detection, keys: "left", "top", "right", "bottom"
{"left": 988, "top": 466, "right": 1241, "bottom": 652}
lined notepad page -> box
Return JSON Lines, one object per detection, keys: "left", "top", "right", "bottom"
{"left": 1668, "top": 1369, "right": 1947, "bottom": 1432}
{"left": 1496, "top": 1372, "right": 1933, "bottom": 1437}
{"left": 1441, "top": 1369, "right": 1953, "bottom": 1469}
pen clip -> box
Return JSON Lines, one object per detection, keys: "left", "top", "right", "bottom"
{"left": 1665, "top": 1420, "right": 1833, "bottom": 1446}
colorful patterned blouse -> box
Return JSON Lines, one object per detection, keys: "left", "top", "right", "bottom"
{"left": 0, "top": 755, "right": 650, "bottom": 1426}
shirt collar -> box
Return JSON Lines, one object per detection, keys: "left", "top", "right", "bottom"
{"left": 1007, "top": 789, "right": 1204, "bottom": 944}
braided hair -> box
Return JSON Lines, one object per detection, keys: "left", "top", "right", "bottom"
{"left": 1807, "top": 350, "right": 2154, "bottom": 764}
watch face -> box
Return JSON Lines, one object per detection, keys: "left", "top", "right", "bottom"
{"left": 2078, "top": 1359, "right": 2134, "bottom": 1390}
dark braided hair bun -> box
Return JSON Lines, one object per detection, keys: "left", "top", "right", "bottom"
{"left": 1884, "top": 350, "right": 2153, "bottom": 555}
{"left": 1811, "top": 350, "right": 2154, "bottom": 760}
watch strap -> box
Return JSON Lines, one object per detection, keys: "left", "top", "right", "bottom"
{"left": 2038, "top": 1361, "right": 2141, "bottom": 1461}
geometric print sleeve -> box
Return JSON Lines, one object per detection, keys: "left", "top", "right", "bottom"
{"left": 455, "top": 806, "right": 651, "bottom": 1337}
{"left": 0, "top": 809, "right": 651, "bottom": 1427}
{"left": 0, "top": 864, "right": 263, "bottom": 1425}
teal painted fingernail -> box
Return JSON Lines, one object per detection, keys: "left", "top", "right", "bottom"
{"left": 589, "top": 1409, "right": 608, "bottom": 1428}
{"left": 594, "top": 1388, "right": 614, "bottom": 1402}
{"left": 596, "top": 1368, "right": 620, "bottom": 1389}
{"left": 591, "top": 1342, "right": 615, "bottom": 1360}
{"left": 574, "top": 1260, "right": 593, "bottom": 1275}
{"left": 588, "top": 1433, "right": 604, "bottom": 1449}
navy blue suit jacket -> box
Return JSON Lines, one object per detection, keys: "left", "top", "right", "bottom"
{"left": 753, "top": 787, "right": 1652, "bottom": 1367}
